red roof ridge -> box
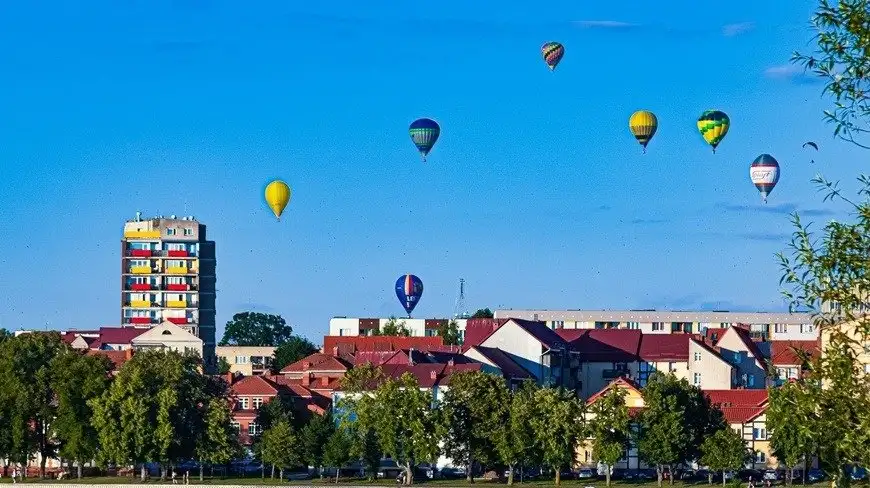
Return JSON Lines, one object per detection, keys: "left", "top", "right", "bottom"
{"left": 586, "top": 376, "right": 643, "bottom": 405}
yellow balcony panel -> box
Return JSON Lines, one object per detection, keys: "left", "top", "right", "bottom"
{"left": 131, "top": 300, "right": 151, "bottom": 308}
{"left": 166, "top": 266, "right": 188, "bottom": 274}
{"left": 131, "top": 266, "right": 152, "bottom": 274}
{"left": 124, "top": 230, "right": 161, "bottom": 239}
{"left": 167, "top": 300, "right": 187, "bottom": 308}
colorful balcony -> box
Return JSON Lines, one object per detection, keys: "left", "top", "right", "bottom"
{"left": 130, "top": 300, "right": 152, "bottom": 308}
{"left": 167, "top": 317, "right": 188, "bottom": 325}
{"left": 166, "top": 266, "right": 188, "bottom": 275}
{"left": 168, "top": 250, "right": 189, "bottom": 257}
{"left": 129, "top": 249, "right": 153, "bottom": 257}
{"left": 167, "top": 300, "right": 187, "bottom": 308}
{"left": 130, "top": 283, "right": 152, "bottom": 291}
{"left": 166, "top": 283, "right": 189, "bottom": 291}
{"left": 130, "top": 266, "right": 152, "bottom": 274}
{"left": 124, "top": 230, "right": 161, "bottom": 239}
{"left": 129, "top": 317, "right": 153, "bottom": 325}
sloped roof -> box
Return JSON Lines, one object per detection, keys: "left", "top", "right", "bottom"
{"left": 512, "top": 319, "right": 568, "bottom": 349}
{"left": 720, "top": 406, "right": 766, "bottom": 424}
{"left": 728, "top": 326, "right": 769, "bottom": 370}
{"left": 770, "top": 340, "right": 819, "bottom": 366}
{"left": 639, "top": 334, "right": 691, "bottom": 361}
{"left": 467, "top": 346, "right": 535, "bottom": 379}
{"left": 323, "top": 336, "right": 447, "bottom": 354}
{"left": 461, "top": 318, "right": 509, "bottom": 350}
{"left": 280, "top": 352, "right": 352, "bottom": 374}
{"left": 231, "top": 375, "right": 279, "bottom": 396}
{"left": 571, "top": 329, "right": 642, "bottom": 362}
{"left": 703, "top": 389, "right": 768, "bottom": 408}
{"left": 264, "top": 375, "right": 314, "bottom": 398}
{"left": 98, "top": 326, "right": 149, "bottom": 345}
{"left": 586, "top": 376, "right": 643, "bottom": 405}
{"left": 86, "top": 349, "right": 131, "bottom": 371}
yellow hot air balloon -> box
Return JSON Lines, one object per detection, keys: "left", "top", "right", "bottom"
{"left": 264, "top": 180, "right": 291, "bottom": 220}
{"left": 629, "top": 110, "right": 658, "bottom": 153}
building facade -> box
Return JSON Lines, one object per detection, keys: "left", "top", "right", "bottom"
{"left": 494, "top": 309, "right": 815, "bottom": 341}
{"left": 216, "top": 346, "right": 276, "bottom": 375}
{"left": 329, "top": 317, "right": 468, "bottom": 342}
{"left": 120, "top": 214, "right": 217, "bottom": 368}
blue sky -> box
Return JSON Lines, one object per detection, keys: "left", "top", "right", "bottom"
{"left": 0, "top": 0, "right": 862, "bottom": 343}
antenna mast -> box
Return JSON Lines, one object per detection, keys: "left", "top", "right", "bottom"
{"left": 453, "top": 278, "right": 469, "bottom": 319}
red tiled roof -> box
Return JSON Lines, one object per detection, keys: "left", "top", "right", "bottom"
{"left": 586, "top": 376, "right": 643, "bottom": 404}
{"left": 264, "top": 375, "right": 314, "bottom": 397}
{"left": 461, "top": 318, "right": 509, "bottom": 350}
{"left": 511, "top": 319, "right": 568, "bottom": 350}
{"left": 323, "top": 336, "right": 446, "bottom": 354}
{"left": 98, "top": 326, "right": 149, "bottom": 345}
{"left": 729, "top": 327, "right": 769, "bottom": 370}
{"left": 720, "top": 406, "right": 766, "bottom": 424}
{"left": 62, "top": 330, "right": 99, "bottom": 345}
{"left": 703, "top": 327, "right": 727, "bottom": 345}
{"left": 280, "top": 352, "right": 351, "bottom": 374}
{"left": 639, "top": 334, "right": 691, "bottom": 361}
{"left": 230, "top": 375, "right": 279, "bottom": 396}
{"left": 353, "top": 350, "right": 397, "bottom": 365}
{"left": 571, "top": 329, "right": 642, "bottom": 362}
{"left": 86, "top": 349, "right": 131, "bottom": 371}
{"left": 770, "top": 340, "right": 819, "bottom": 366}
{"left": 703, "top": 389, "right": 768, "bottom": 408}
{"left": 467, "top": 346, "right": 535, "bottom": 379}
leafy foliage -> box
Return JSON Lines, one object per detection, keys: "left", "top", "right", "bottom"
{"left": 495, "top": 382, "right": 539, "bottom": 485}
{"left": 299, "top": 411, "right": 335, "bottom": 473}
{"left": 767, "top": 381, "right": 817, "bottom": 486}
{"left": 588, "top": 388, "right": 630, "bottom": 487}
{"left": 216, "top": 356, "right": 231, "bottom": 375}
{"left": 196, "top": 398, "right": 242, "bottom": 477}
{"left": 259, "top": 419, "right": 300, "bottom": 480}
{"left": 438, "top": 320, "right": 462, "bottom": 346}
{"left": 379, "top": 316, "right": 411, "bottom": 337}
{"left": 439, "top": 371, "right": 509, "bottom": 479}
{"left": 700, "top": 427, "right": 750, "bottom": 486}
{"left": 530, "top": 387, "right": 583, "bottom": 486}
{"left": 322, "top": 430, "right": 352, "bottom": 482}
{"left": 219, "top": 312, "right": 293, "bottom": 346}
{"left": 793, "top": 0, "right": 870, "bottom": 149}
{"left": 272, "top": 336, "right": 319, "bottom": 373}
{"left": 471, "top": 308, "right": 494, "bottom": 319}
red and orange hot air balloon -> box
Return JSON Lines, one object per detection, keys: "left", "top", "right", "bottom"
{"left": 541, "top": 41, "right": 565, "bottom": 71}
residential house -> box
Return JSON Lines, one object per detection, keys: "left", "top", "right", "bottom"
{"left": 216, "top": 345, "right": 276, "bottom": 375}
{"left": 704, "top": 390, "right": 774, "bottom": 470}
{"left": 769, "top": 340, "right": 818, "bottom": 385}
{"left": 711, "top": 326, "right": 769, "bottom": 389}
{"left": 130, "top": 321, "right": 203, "bottom": 358}
{"left": 62, "top": 326, "right": 149, "bottom": 351}
{"left": 578, "top": 377, "right": 646, "bottom": 470}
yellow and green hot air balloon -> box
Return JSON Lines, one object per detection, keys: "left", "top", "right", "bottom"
{"left": 697, "top": 110, "right": 730, "bottom": 153}
{"left": 264, "top": 180, "right": 291, "bottom": 220}
{"left": 629, "top": 110, "right": 658, "bottom": 153}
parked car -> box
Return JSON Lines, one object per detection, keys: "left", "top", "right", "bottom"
{"left": 807, "top": 469, "right": 826, "bottom": 483}
{"left": 638, "top": 469, "right": 657, "bottom": 480}
{"left": 763, "top": 469, "right": 780, "bottom": 481}
{"left": 577, "top": 468, "right": 595, "bottom": 479}
{"left": 849, "top": 467, "right": 867, "bottom": 481}
{"left": 558, "top": 468, "right": 575, "bottom": 480}
{"left": 439, "top": 467, "right": 465, "bottom": 480}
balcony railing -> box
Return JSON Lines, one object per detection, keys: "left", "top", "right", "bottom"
{"left": 130, "top": 300, "right": 152, "bottom": 308}
{"left": 130, "top": 266, "right": 152, "bottom": 275}
{"left": 165, "top": 283, "right": 197, "bottom": 291}
{"left": 125, "top": 249, "right": 198, "bottom": 258}
{"left": 124, "top": 230, "right": 161, "bottom": 239}
{"left": 127, "top": 317, "right": 154, "bottom": 324}
{"left": 129, "top": 283, "right": 152, "bottom": 291}
{"left": 167, "top": 317, "right": 189, "bottom": 325}
{"left": 166, "top": 266, "right": 188, "bottom": 275}
{"left": 166, "top": 300, "right": 188, "bottom": 308}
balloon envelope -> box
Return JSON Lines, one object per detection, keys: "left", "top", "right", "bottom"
{"left": 697, "top": 110, "right": 730, "bottom": 152}
{"left": 409, "top": 118, "right": 440, "bottom": 162}
{"left": 395, "top": 274, "right": 424, "bottom": 316}
{"left": 264, "top": 180, "right": 291, "bottom": 219}
{"left": 629, "top": 110, "right": 658, "bottom": 152}
{"left": 749, "top": 154, "right": 780, "bottom": 203}
{"left": 541, "top": 41, "right": 565, "bottom": 71}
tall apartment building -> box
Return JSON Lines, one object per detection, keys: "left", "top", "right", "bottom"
{"left": 494, "top": 309, "right": 816, "bottom": 341}
{"left": 121, "top": 213, "right": 217, "bottom": 368}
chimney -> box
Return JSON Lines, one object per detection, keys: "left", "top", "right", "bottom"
{"left": 332, "top": 346, "right": 339, "bottom": 357}
{"left": 125, "top": 348, "right": 134, "bottom": 360}
{"left": 430, "top": 370, "right": 437, "bottom": 380}
{"left": 302, "top": 373, "right": 311, "bottom": 387}
{"left": 321, "top": 376, "right": 329, "bottom": 387}
{"left": 409, "top": 347, "right": 415, "bottom": 366}
{"left": 302, "top": 361, "right": 310, "bottom": 370}
{"left": 225, "top": 372, "right": 233, "bottom": 385}
{"left": 448, "top": 358, "right": 455, "bottom": 367}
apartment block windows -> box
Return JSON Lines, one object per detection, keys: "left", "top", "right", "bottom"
{"left": 167, "top": 228, "right": 176, "bottom": 235}
{"left": 694, "top": 352, "right": 702, "bottom": 362}
{"left": 800, "top": 324, "right": 815, "bottom": 334}
{"left": 239, "top": 398, "right": 249, "bottom": 410}
{"left": 252, "top": 397, "right": 263, "bottom": 410}
{"left": 627, "top": 322, "right": 640, "bottom": 329}
{"left": 183, "top": 228, "right": 193, "bottom": 236}
{"left": 551, "top": 320, "right": 564, "bottom": 329}
{"left": 693, "top": 373, "right": 701, "bottom": 386}
{"left": 652, "top": 322, "right": 664, "bottom": 331}
{"left": 235, "top": 356, "right": 249, "bottom": 364}
{"left": 775, "top": 323, "right": 787, "bottom": 334}
{"left": 639, "top": 362, "right": 653, "bottom": 386}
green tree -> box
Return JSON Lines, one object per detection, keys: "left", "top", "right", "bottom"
{"left": 300, "top": 412, "right": 335, "bottom": 477}
{"left": 700, "top": 427, "right": 750, "bottom": 486}
{"left": 638, "top": 374, "right": 724, "bottom": 486}
{"left": 439, "top": 371, "right": 509, "bottom": 482}
{"left": 195, "top": 398, "right": 241, "bottom": 481}
{"left": 337, "top": 364, "right": 384, "bottom": 481}
{"left": 219, "top": 312, "right": 293, "bottom": 346}
{"left": 0, "top": 328, "right": 11, "bottom": 343}
{"left": 792, "top": 0, "right": 870, "bottom": 149}
{"left": 588, "top": 388, "right": 630, "bottom": 488}
{"left": 379, "top": 317, "right": 410, "bottom": 337}
{"left": 272, "top": 336, "right": 319, "bottom": 373}
{"left": 51, "top": 350, "right": 112, "bottom": 479}
{"left": 495, "top": 382, "right": 539, "bottom": 485}
{"left": 767, "top": 381, "right": 817, "bottom": 486}
{"left": 217, "top": 357, "right": 231, "bottom": 375}
{"left": 323, "top": 429, "right": 352, "bottom": 483}
{"left": 438, "top": 320, "right": 462, "bottom": 346}
{"left": 530, "top": 387, "right": 583, "bottom": 486}
{"left": 0, "top": 332, "right": 66, "bottom": 478}
{"left": 471, "top": 309, "right": 494, "bottom": 319}
{"left": 259, "top": 419, "right": 300, "bottom": 480}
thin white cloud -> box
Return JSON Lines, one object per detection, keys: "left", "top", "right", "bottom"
{"left": 722, "top": 22, "right": 755, "bottom": 37}
{"left": 573, "top": 20, "right": 639, "bottom": 29}
{"left": 764, "top": 64, "right": 802, "bottom": 79}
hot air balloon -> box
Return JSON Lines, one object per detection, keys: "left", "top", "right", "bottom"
{"left": 541, "top": 41, "right": 565, "bottom": 71}
{"left": 264, "top": 180, "right": 291, "bottom": 220}
{"left": 697, "top": 110, "right": 730, "bottom": 153}
{"left": 409, "top": 118, "right": 440, "bottom": 162}
{"left": 749, "top": 154, "right": 780, "bottom": 204}
{"left": 395, "top": 274, "right": 424, "bottom": 318}
{"left": 803, "top": 141, "right": 819, "bottom": 163}
{"left": 629, "top": 110, "right": 658, "bottom": 153}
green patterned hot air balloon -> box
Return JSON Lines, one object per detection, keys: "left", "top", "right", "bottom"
{"left": 697, "top": 110, "right": 730, "bottom": 153}
{"left": 409, "top": 118, "right": 440, "bottom": 162}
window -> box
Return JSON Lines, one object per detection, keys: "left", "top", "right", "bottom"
{"left": 693, "top": 373, "right": 701, "bottom": 386}
{"left": 183, "top": 228, "right": 193, "bottom": 236}
{"left": 652, "top": 322, "right": 664, "bottom": 331}
{"left": 668, "top": 362, "right": 676, "bottom": 372}
{"left": 235, "top": 355, "right": 249, "bottom": 364}
{"left": 800, "top": 323, "right": 815, "bottom": 334}
{"left": 239, "top": 398, "right": 249, "bottom": 410}
{"left": 248, "top": 422, "right": 261, "bottom": 436}
{"left": 753, "top": 427, "right": 767, "bottom": 440}
{"left": 614, "top": 362, "right": 628, "bottom": 371}
{"left": 627, "top": 321, "right": 639, "bottom": 329}
{"left": 733, "top": 351, "right": 742, "bottom": 363}
{"left": 720, "top": 322, "right": 732, "bottom": 328}
{"left": 748, "top": 375, "right": 756, "bottom": 387}
{"left": 253, "top": 397, "right": 263, "bottom": 410}
{"left": 639, "top": 362, "right": 653, "bottom": 386}
{"left": 230, "top": 421, "right": 240, "bottom": 434}
{"left": 775, "top": 323, "right": 787, "bottom": 334}
{"left": 167, "top": 228, "right": 176, "bottom": 235}
{"left": 755, "top": 451, "right": 766, "bottom": 463}
{"left": 694, "top": 352, "right": 702, "bottom": 361}
{"left": 551, "top": 320, "right": 564, "bottom": 329}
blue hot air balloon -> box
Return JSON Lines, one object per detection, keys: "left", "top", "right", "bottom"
{"left": 395, "top": 274, "right": 424, "bottom": 317}
{"left": 409, "top": 118, "right": 440, "bottom": 162}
